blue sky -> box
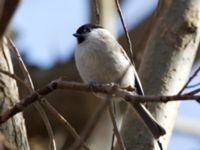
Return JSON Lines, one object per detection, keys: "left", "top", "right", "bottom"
{"left": 12, "top": 0, "right": 90, "bottom": 67}
{"left": 11, "top": 0, "right": 158, "bottom": 68}
{"left": 11, "top": 0, "right": 200, "bottom": 149}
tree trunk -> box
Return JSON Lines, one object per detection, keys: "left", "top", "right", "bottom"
{"left": 91, "top": 0, "right": 117, "bottom": 35}
{"left": 120, "top": 0, "right": 200, "bottom": 150}
{"left": 0, "top": 38, "right": 29, "bottom": 150}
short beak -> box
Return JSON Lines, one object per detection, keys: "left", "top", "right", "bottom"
{"left": 73, "top": 33, "right": 82, "bottom": 38}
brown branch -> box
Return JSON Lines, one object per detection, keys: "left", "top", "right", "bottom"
{"left": 115, "top": 0, "right": 134, "bottom": 62}
{"left": 42, "top": 100, "right": 90, "bottom": 150}
{"left": 0, "top": 69, "right": 28, "bottom": 89}
{"left": 186, "top": 82, "right": 200, "bottom": 89}
{"left": 184, "top": 88, "right": 200, "bottom": 96}
{"left": 0, "top": 79, "right": 200, "bottom": 125}
{"left": 0, "top": 78, "right": 199, "bottom": 149}
{"left": 2, "top": 41, "right": 90, "bottom": 149}
{"left": 6, "top": 38, "right": 91, "bottom": 150}
{"left": 70, "top": 84, "right": 120, "bottom": 150}
{"left": 178, "top": 66, "right": 200, "bottom": 95}
{"left": 6, "top": 38, "right": 56, "bottom": 150}
{"left": 7, "top": 38, "right": 34, "bottom": 90}
{"left": 69, "top": 98, "right": 109, "bottom": 150}
{"left": 108, "top": 102, "right": 125, "bottom": 150}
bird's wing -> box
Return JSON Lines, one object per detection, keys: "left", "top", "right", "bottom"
{"left": 133, "top": 67, "right": 144, "bottom": 96}
{"left": 118, "top": 45, "right": 144, "bottom": 95}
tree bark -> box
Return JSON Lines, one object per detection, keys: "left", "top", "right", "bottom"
{"left": 120, "top": 0, "right": 200, "bottom": 150}
{"left": 91, "top": 0, "right": 117, "bottom": 35}
{"left": 0, "top": 38, "right": 29, "bottom": 150}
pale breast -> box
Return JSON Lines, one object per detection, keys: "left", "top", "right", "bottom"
{"left": 75, "top": 37, "right": 135, "bottom": 88}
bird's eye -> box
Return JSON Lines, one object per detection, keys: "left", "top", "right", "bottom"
{"left": 83, "top": 27, "right": 90, "bottom": 33}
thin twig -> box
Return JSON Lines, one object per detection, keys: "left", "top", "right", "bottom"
{"left": 108, "top": 101, "right": 125, "bottom": 150}
{"left": 42, "top": 100, "right": 90, "bottom": 150}
{"left": 110, "top": 100, "right": 116, "bottom": 150}
{"left": 0, "top": 69, "right": 28, "bottom": 89}
{"left": 34, "top": 102, "right": 56, "bottom": 150}
{"left": 184, "top": 88, "right": 200, "bottom": 96}
{"left": 7, "top": 38, "right": 34, "bottom": 90}
{"left": 93, "top": 0, "right": 100, "bottom": 24}
{"left": 70, "top": 98, "right": 110, "bottom": 150}
{"left": 0, "top": 67, "right": 90, "bottom": 150}
{"left": 6, "top": 38, "right": 56, "bottom": 150}
{"left": 178, "top": 66, "right": 200, "bottom": 95}
{"left": 0, "top": 80, "right": 200, "bottom": 125}
{"left": 70, "top": 84, "right": 123, "bottom": 150}
{"left": 186, "top": 82, "right": 200, "bottom": 89}
{"left": 115, "top": 0, "right": 134, "bottom": 63}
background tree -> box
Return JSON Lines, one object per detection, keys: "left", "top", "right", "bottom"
{"left": 0, "top": 1, "right": 29, "bottom": 149}
{"left": 121, "top": 0, "right": 200, "bottom": 150}
{"left": 0, "top": 0, "right": 199, "bottom": 150}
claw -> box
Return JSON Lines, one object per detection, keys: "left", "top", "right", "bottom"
{"left": 89, "top": 81, "right": 97, "bottom": 90}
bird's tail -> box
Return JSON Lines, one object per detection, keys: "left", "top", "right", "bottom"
{"left": 133, "top": 103, "right": 166, "bottom": 139}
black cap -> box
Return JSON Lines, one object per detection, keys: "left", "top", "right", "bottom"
{"left": 73, "top": 24, "right": 103, "bottom": 44}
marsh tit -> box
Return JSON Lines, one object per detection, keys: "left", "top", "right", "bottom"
{"left": 73, "top": 24, "right": 166, "bottom": 139}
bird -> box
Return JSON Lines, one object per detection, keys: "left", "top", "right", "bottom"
{"left": 73, "top": 24, "right": 166, "bottom": 140}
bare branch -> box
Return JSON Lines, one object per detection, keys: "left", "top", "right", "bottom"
{"left": 115, "top": 0, "right": 133, "bottom": 62}
{"left": 0, "top": 52, "right": 90, "bottom": 150}
{"left": 34, "top": 102, "right": 56, "bottom": 150}
{"left": 0, "top": 68, "right": 28, "bottom": 89}
{"left": 0, "top": 79, "right": 200, "bottom": 125}
{"left": 6, "top": 38, "right": 56, "bottom": 150}
{"left": 186, "top": 82, "right": 200, "bottom": 89}
{"left": 70, "top": 97, "right": 110, "bottom": 150}
{"left": 178, "top": 66, "right": 200, "bottom": 95}
{"left": 7, "top": 38, "right": 34, "bottom": 90}
{"left": 184, "top": 88, "right": 200, "bottom": 96}
{"left": 108, "top": 102, "right": 125, "bottom": 150}
{"left": 42, "top": 100, "right": 90, "bottom": 150}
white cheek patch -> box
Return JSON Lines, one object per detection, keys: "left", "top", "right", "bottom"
{"left": 89, "top": 28, "right": 114, "bottom": 41}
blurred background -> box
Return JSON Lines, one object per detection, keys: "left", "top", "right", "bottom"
{"left": 9, "top": 0, "right": 200, "bottom": 149}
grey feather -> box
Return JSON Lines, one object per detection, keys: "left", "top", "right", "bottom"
{"left": 74, "top": 24, "right": 166, "bottom": 139}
